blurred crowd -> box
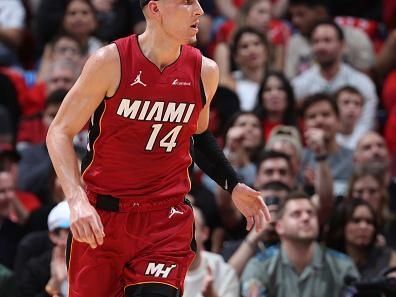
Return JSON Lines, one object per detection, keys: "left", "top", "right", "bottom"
{"left": 1, "top": 0, "right": 396, "bottom": 296}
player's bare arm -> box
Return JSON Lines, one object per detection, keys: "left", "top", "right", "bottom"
{"left": 46, "top": 44, "right": 120, "bottom": 249}
{"left": 195, "top": 56, "right": 271, "bottom": 231}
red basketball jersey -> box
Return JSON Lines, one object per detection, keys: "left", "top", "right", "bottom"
{"left": 81, "top": 35, "right": 204, "bottom": 201}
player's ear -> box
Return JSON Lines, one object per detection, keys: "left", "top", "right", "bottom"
{"left": 147, "top": 1, "right": 161, "bottom": 19}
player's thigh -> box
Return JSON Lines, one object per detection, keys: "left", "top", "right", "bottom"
{"left": 66, "top": 210, "right": 127, "bottom": 297}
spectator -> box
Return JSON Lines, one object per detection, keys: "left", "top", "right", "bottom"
{"left": 324, "top": 199, "right": 396, "bottom": 280}
{"left": 241, "top": 192, "right": 359, "bottom": 297}
{"left": 19, "top": 201, "right": 70, "bottom": 297}
{"left": 184, "top": 206, "right": 240, "bottom": 297}
{"left": 92, "top": 0, "right": 132, "bottom": 43}
{"left": 0, "top": 263, "right": 17, "bottom": 297}
{"left": 0, "top": 171, "right": 25, "bottom": 270}
{"left": 220, "top": 27, "right": 269, "bottom": 111}
{"left": 253, "top": 72, "right": 298, "bottom": 140}
{"left": 354, "top": 131, "right": 396, "bottom": 214}
{"left": 17, "top": 89, "right": 68, "bottom": 149}
{"left": 36, "top": 33, "right": 84, "bottom": 86}
{"left": 214, "top": 0, "right": 290, "bottom": 74}
{"left": 292, "top": 21, "right": 378, "bottom": 133}
{"left": 0, "top": 0, "right": 26, "bottom": 66}
{"left": 301, "top": 93, "right": 352, "bottom": 197}
{"left": 334, "top": 86, "right": 366, "bottom": 150}
{"left": 255, "top": 150, "right": 295, "bottom": 190}
{"left": 286, "top": 0, "right": 375, "bottom": 78}
{"left": 226, "top": 181, "right": 289, "bottom": 275}
{"left": 265, "top": 125, "right": 302, "bottom": 179}
{"left": 61, "top": 0, "right": 104, "bottom": 56}
{"left": 202, "top": 111, "right": 263, "bottom": 193}
{"left": 0, "top": 143, "right": 41, "bottom": 219}
{"left": 346, "top": 164, "right": 396, "bottom": 248}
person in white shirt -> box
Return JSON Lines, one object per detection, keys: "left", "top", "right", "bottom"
{"left": 286, "top": 0, "right": 375, "bottom": 79}
{"left": 184, "top": 206, "right": 240, "bottom": 297}
{"left": 292, "top": 20, "right": 378, "bottom": 134}
{"left": 334, "top": 86, "right": 367, "bottom": 150}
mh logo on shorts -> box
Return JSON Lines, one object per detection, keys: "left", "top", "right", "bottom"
{"left": 144, "top": 262, "right": 177, "bottom": 278}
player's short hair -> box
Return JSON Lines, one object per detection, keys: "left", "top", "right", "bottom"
{"left": 311, "top": 20, "right": 344, "bottom": 42}
{"left": 140, "top": 0, "right": 156, "bottom": 8}
{"left": 334, "top": 86, "right": 364, "bottom": 105}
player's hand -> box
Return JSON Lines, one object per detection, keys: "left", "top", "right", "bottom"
{"left": 231, "top": 183, "right": 271, "bottom": 232}
{"left": 68, "top": 188, "right": 105, "bottom": 249}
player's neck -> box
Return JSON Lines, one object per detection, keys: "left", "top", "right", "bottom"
{"left": 138, "top": 30, "right": 182, "bottom": 72}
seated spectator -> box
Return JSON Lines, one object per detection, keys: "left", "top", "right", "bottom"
{"left": 0, "top": 171, "right": 26, "bottom": 270}
{"left": 286, "top": 0, "right": 375, "bottom": 78}
{"left": 208, "top": 86, "right": 240, "bottom": 142}
{"left": 19, "top": 201, "right": 70, "bottom": 297}
{"left": 220, "top": 27, "right": 269, "bottom": 111}
{"left": 335, "top": 86, "right": 367, "bottom": 150}
{"left": 226, "top": 181, "right": 289, "bottom": 275}
{"left": 61, "top": 0, "right": 105, "bottom": 56}
{"left": 292, "top": 21, "right": 378, "bottom": 133}
{"left": 214, "top": 0, "right": 290, "bottom": 73}
{"left": 0, "top": 263, "right": 17, "bottom": 297}
{"left": 265, "top": 125, "right": 302, "bottom": 179}
{"left": 324, "top": 199, "right": 396, "bottom": 280}
{"left": 253, "top": 72, "right": 298, "bottom": 141}
{"left": 0, "top": 0, "right": 26, "bottom": 66}
{"left": 0, "top": 143, "right": 41, "bottom": 218}
{"left": 202, "top": 112, "right": 264, "bottom": 193}
{"left": 354, "top": 132, "right": 396, "bottom": 213}
{"left": 17, "top": 89, "right": 68, "bottom": 149}
{"left": 346, "top": 164, "right": 396, "bottom": 249}
{"left": 184, "top": 206, "right": 240, "bottom": 297}
{"left": 255, "top": 150, "right": 295, "bottom": 190}
{"left": 36, "top": 33, "right": 84, "bottom": 86}
{"left": 92, "top": 0, "right": 132, "bottom": 43}
{"left": 301, "top": 93, "right": 353, "bottom": 197}
{"left": 241, "top": 192, "right": 359, "bottom": 297}
{"left": 0, "top": 107, "right": 13, "bottom": 144}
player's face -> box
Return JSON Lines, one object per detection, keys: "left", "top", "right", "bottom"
{"left": 157, "top": 0, "right": 204, "bottom": 45}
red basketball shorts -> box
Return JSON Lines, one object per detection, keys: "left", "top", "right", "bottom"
{"left": 66, "top": 192, "right": 196, "bottom": 297}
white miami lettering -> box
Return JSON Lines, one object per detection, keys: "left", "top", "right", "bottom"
{"left": 144, "top": 262, "right": 177, "bottom": 278}
{"left": 116, "top": 99, "right": 195, "bottom": 123}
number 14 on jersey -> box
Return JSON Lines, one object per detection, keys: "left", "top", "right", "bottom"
{"left": 145, "top": 124, "right": 183, "bottom": 153}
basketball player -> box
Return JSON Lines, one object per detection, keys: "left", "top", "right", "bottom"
{"left": 46, "top": 0, "right": 270, "bottom": 296}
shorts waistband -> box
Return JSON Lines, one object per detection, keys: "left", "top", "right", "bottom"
{"left": 86, "top": 191, "right": 184, "bottom": 213}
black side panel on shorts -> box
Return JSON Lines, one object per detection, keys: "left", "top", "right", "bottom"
{"left": 184, "top": 198, "right": 197, "bottom": 253}
{"left": 125, "top": 283, "right": 180, "bottom": 297}
{"left": 199, "top": 78, "right": 206, "bottom": 107}
{"left": 66, "top": 231, "right": 72, "bottom": 270}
